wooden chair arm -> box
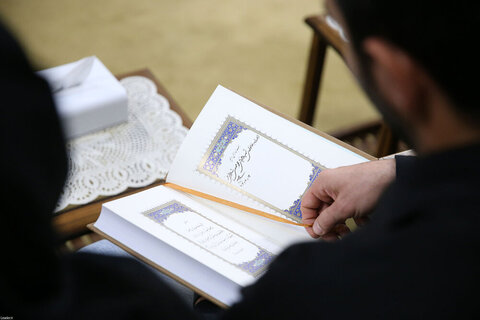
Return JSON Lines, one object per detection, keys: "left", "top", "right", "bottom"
{"left": 305, "top": 15, "right": 346, "bottom": 57}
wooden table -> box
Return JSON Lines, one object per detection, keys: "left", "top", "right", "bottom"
{"left": 53, "top": 69, "right": 192, "bottom": 240}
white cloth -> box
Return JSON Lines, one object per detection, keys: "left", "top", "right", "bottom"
{"left": 55, "top": 76, "right": 188, "bottom": 212}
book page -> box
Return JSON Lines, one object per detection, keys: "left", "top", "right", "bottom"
{"left": 197, "top": 116, "right": 323, "bottom": 223}
{"left": 167, "top": 85, "right": 369, "bottom": 246}
{"left": 103, "top": 185, "right": 281, "bottom": 286}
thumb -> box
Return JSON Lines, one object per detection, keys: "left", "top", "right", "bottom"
{"left": 312, "top": 201, "right": 350, "bottom": 237}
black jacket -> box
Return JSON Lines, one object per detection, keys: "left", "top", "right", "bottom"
{"left": 0, "top": 21, "right": 197, "bottom": 320}
{"left": 225, "top": 149, "right": 480, "bottom": 319}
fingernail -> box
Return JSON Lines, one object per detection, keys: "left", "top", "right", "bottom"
{"left": 313, "top": 222, "right": 323, "bottom": 236}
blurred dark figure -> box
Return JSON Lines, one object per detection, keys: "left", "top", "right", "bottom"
{"left": 224, "top": 0, "right": 480, "bottom": 318}
{"left": 0, "top": 21, "right": 197, "bottom": 319}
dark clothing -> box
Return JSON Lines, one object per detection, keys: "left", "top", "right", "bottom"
{"left": 0, "top": 18, "right": 67, "bottom": 310}
{"left": 1, "top": 17, "right": 479, "bottom": 320}
{"left": 0, "top": 21, "right": 197, "bottom": 320}
{"left": 224, "top": 147, "right": 480, "bottom": 319}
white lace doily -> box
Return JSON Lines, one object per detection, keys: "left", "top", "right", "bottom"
{"left": 55, "top": 76, "right": 188, "bottom": 212}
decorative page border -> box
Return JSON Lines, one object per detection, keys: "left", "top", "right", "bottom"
{"left": 200, "top": 120, "right": 246, "bottom": 176}
{"left": 197, "top": 116, "right": 325, "bottom": 223}
{"left": 283, "top": 164, "right": 322, "bottom": 219}
{"left": 142, "top": 200, "right": 275, "bottom": 277}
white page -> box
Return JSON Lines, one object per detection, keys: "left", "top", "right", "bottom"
{"left": 167, "top": 85, "right": 368, "bottom": 245}
{"left": 102, "top": 185, "right": 281, "bottom": 287}
{"left": 94, "top": 207, "right": 242, "bottom": 306}
{"left": 186, "top": 195, "right": 312, "bottom": 248}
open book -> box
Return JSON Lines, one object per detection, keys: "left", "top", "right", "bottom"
{"left": 92, "top": 85, "right": 374, "bottom": 307}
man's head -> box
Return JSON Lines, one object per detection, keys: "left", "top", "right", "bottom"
{"left": 327, "top": 0, "right": 480, "bottom": 153}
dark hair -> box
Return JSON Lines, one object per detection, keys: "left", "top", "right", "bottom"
{"left": 335, "top": 0, "right": 480, "bottom": 125}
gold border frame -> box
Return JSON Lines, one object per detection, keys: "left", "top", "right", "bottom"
{"left": 143, "top": 200, "right": 275, "bottom": 278}
{"left": 197, "top": 116, "right": 326, "bottom": 223}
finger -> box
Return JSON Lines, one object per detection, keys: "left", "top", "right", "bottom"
{"left": 312, "top": 201, "right": 350, "bottom": 237}
{"left": 301, "top": 195, "right": 327, "bottom": 223}
{"left": 304, "top": 226, "right": 321, "bottom": 239}
{"left": 301, "top": 180, "right": 334, "bottom": 221}
{"left": 303, "top": 202, "right": 330, "bottom": 238}
{"left": 302, "top": 201, "right": 329, "bottom": 223}
{"left": 303, "top": 209, "right": 322, "bottom": 238}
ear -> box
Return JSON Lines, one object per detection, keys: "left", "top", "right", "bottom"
{"left": 363, "top": 37, "right": 428, "bottom": 121}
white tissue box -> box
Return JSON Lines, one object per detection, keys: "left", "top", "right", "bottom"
{"left": 38, "top": 56, "right": 128, "bottom": 139}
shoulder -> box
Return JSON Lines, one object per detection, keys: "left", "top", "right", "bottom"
{"left": 226, "top": 218, "right": 479, "bottom": 319}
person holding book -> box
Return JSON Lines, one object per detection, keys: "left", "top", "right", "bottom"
{"left": 80, "top": 0, "right": 480, "bottom": 318}
{"left": 223, "top": 0, "right": 479, "bottom": 318}
{"left": 1, "top": 0, "right": 478, "bottom": 318}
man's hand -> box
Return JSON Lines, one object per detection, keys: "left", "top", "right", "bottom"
{"left": 301, "top": 159, "right": 396, "bottom": 240}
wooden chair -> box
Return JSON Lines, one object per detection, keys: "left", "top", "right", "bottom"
{"left": 299, "top": 15, "right": 400, "bottom": 158}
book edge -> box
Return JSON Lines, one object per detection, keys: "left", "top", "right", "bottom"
{"left": 221, "top": 85, "right": 377, "bottom": 161}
